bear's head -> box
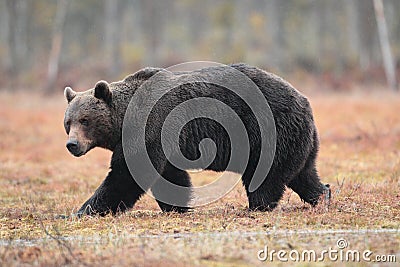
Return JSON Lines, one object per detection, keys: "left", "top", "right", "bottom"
{"left": 64, "top": 81, "right": 114, "bottom": 157}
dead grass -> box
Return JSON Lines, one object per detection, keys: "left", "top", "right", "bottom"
{"left": 0, "top": 90, "right": 399, "bottom": 266}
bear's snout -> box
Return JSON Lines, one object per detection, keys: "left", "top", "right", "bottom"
{"left": 66, "top": 139, "right": 81, "bottom": 156}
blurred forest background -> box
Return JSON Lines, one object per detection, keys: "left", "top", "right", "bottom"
{"left": 0, "top": 0, "right": 399, "bottom": 92}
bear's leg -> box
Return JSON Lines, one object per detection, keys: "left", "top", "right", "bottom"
{"left": 287, "top": 164, "right": 330, "bottom": 207}
{"left": 78, "top": 164, "right": 145, "bottom": 216}
{"left": 151, "top": 163, "right": 192, "bottom": 213}
{"left": 288, "top": 129, "right": 331, "bottom": 206}
{"left": 246, "top": 182, "right": 286, "bottom": 211}
{"left": 243, "top": 169, "right": 286, "bottom": 211}
{"left": 77, "top": 144, "right": 147, "bottom": 216}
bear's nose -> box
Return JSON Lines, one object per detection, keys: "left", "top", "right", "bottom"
{"left": 66, "top": 140, "right": 79, "bottom": 153}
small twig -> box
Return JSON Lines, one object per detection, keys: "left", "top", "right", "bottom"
{"left": 346, "top": 182, "right": 362, "bottom": 198}
{"left": 335, "top": 176, "right": 346, "bottom": 196}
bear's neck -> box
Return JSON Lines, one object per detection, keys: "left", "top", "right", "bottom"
{"left": 107, "top": 82, "right": 138, "bottom": 151}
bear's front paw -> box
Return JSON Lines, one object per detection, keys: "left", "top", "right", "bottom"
{"left": 77, "top": 204, "right": 104, "bottom": 217}
{"left": 54, "top": 212, "right": 85, "bottom": 219}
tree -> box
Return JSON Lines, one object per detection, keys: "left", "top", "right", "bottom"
{"left": 373, "top": 0, "right": 397, "bottom": 90}
{"left": 46, "top": 0, "right": 68, "bottom": 93}
{"left": 6, "top": 0, "right": 29, "bottom": 80}
{"left": 140, "top": 0, "right": 165, "bottom": 66}
{"left": 265, "top": 0, "right": 287, "bottom": 71}
{"left": 356, "top": 0, "right": 378, "bottom": 71}
{"left": 104, "top": 0, "right": 121, "bottom": 77}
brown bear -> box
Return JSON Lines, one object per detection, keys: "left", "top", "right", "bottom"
{"left": 63, "top": 63, "right": 330, "bottom": 216}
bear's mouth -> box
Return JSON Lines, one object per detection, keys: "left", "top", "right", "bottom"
{"left": 70, "top": 150, "right": 85, "bottom": 157}
{"left": 67, "top": 145, "right": 87, "bottom": 157}
{"left": 69, "top": 143, "right": 95, "bottom": 157}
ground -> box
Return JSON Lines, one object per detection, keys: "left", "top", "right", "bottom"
{"left": 0, "top": 89, "right": 399, "bottom": 266}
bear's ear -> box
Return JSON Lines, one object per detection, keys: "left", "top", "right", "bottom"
{"left": 94, "top": 80, "right": 112, "bottom": 105}
{"left": 64, "top": 87, "right": 76, "bottom": 103}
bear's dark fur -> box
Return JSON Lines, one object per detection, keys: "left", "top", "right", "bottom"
{"left": 63, "top": 63, "right": 330, "bottom": 216}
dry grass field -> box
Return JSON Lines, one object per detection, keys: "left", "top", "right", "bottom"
{"left": 0, "top": 89, "right": 399, "bottom": 266}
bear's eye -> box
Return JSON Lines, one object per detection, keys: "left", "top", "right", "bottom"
{"left": 79, "top": 118, "right": 89, "bottom": 126}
